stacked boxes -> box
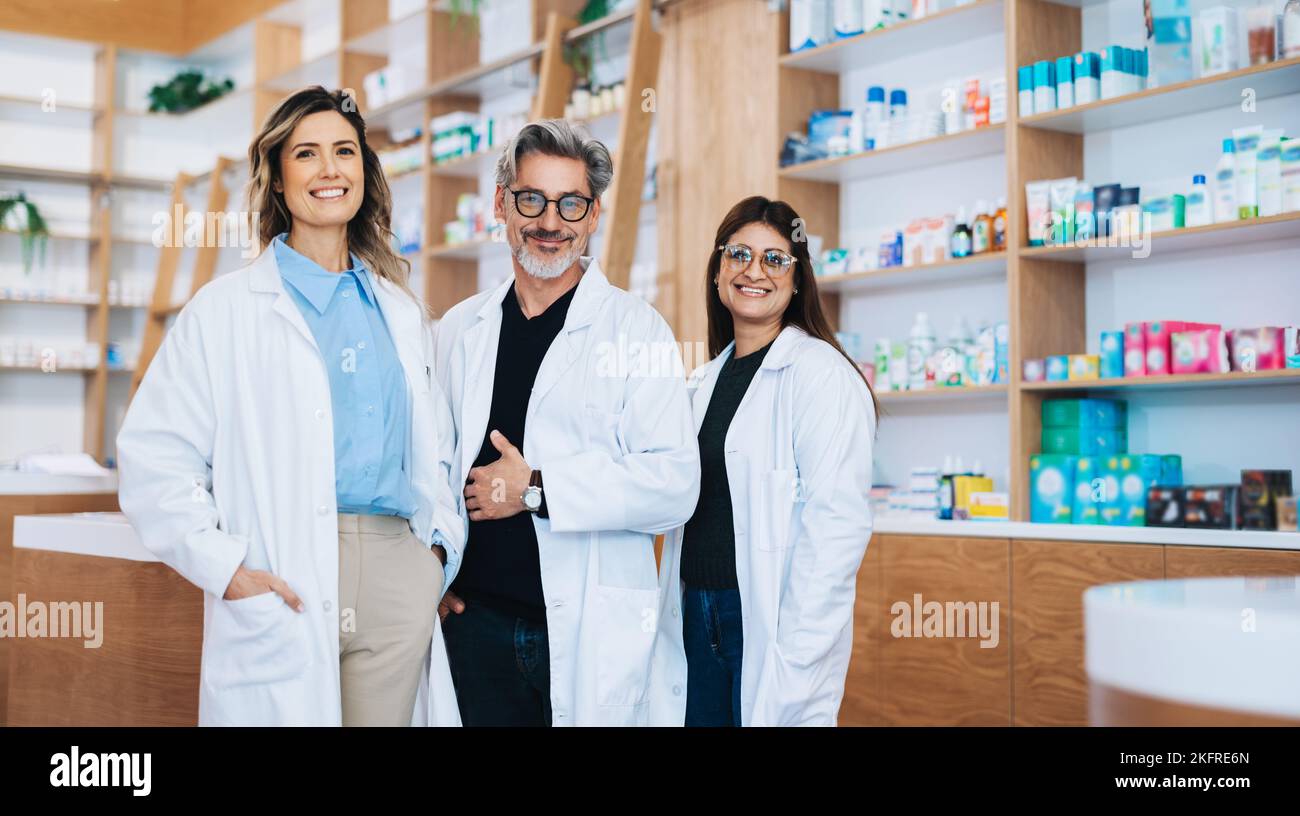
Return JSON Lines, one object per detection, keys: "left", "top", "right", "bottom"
{"left": 1041, "top": 398, "right": 1127, "bottom": 456}
{"left": 1029, "top": 454, "right": 1076, "bottom": 523}
{"left": 1146, "top": 469, "right": 1291, "bottom": 530}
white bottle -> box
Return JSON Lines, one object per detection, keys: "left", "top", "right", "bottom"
{"left": 907, "top": 311, "right": 936, "bottom": 391}
{"left": 1285, "top": 0, "right": 1300, "bottom": 59}
{"left": 1213, "top": 138, "right": 1238, "bottom": 223}
{"left": 834, "top": 0, "right": 864, "bottom": 38}
{"left": 862, "top": 0, "right": 887, "bottom": 31}
{"left": 1185, "top": 174, "right": 1212, "bottom": 227}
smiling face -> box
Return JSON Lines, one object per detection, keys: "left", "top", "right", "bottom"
{"left": 495, "top": 153, "right": 600, "bottom": 280}
{"left": 716, "top": 221, "right": 797, "bottom": 333}
{"left": 274, "top": 110, "right": 364, "bottom": 230}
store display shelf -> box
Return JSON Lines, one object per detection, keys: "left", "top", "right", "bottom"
{"left": 1021, "top": 368, "right": 1300, "bottom": 392}
{"left": 432, "top": 150, "right": 501, "bottom": 179}
{"left": 779, "top": 0, "right": 1004, "bottom": 73}
{"left": 262, "top": 51, "right": 340, "bottom": 93}
{"left": 877, "top": 383, "right": 1009, "bottom": 403}
{"left": 816, "top": 251, "right": 1006, "bottom": 292}
{"left": 425, "top": 236, "right": 509, "bottom": 260}
{"left": 872, "top": 516, "right": 1300, "bottom": 550}
{"left": 779, "top": 124, "right": 1004, "bottom": 184}
{"left": 1017, "top": 211, "right": 1300, "bottom": 263}
{"left": 345, "top": 2, "right": 437, "bottom": 56}
{"left": 1019, "top": 56, "right": 1300, "bottom": 134}
{"left": 0, "top": 296, "right": 148, "bottom": 308}
{"left": 115, "top": 86, "right": 254, "bottom": 120}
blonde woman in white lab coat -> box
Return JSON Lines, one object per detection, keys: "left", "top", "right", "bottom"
{"left": 116, "top": 87, "right": 464, "bottom": 726}
{"left": 648, "top": 196, "right": 878, "bottom": 727}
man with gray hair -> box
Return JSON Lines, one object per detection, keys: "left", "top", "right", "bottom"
{"left": 431, "top": 119, "right": 700, "bottom": 726}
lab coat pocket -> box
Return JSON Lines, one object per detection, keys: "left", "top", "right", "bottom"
{"left": 584, "top": 406, "right": 627, "bottom": 460}
{"left": 756, "top": 468, "right": 800, "bottom": 552}
{"left": 208, "top": 591, "right": 310, "bottom": 689}
{"left": 594, "top": 584, "right": 661, "bottom": 707}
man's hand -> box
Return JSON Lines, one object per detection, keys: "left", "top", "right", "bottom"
{"left": 223, "top": 565, "right": 305, "bottom": 612}
{"left": 438, "top": 590, "right": 466, "bottom": 623}
{"left": 464, "top": 430, "right": 531, "bottom": 522}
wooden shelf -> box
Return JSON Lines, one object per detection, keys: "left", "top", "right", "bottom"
{"left": 878, "top": 383, "right": 1009, "bottom": 403}
{"left": 1022, "top": 368, "right": 1300, "bottom": 392}
{"left": 115, "top": 86, "right": 254, "bottom": 120}
{"left": 1017, "top": 211, "right": 1300, "bottom": 263}
{"left": 779, "top": 124, "right": 1005, "bottom": 183}
{"left": 780, "top": 0, "right": 1004, "bottom": 73}
{"left": 1019, "top": 57, "right": 1300, "bottom": 134}
{"left": 424, "top": 235, "right": 510, "bottom": 260}
{"left": 816, "top": 252, "right": 1007, "bottom": 292}
{"left": 0, "top": 296, "right": 147, "bottom": 309}
{"left": 432, "top": 149, "right": 502, "bottom": 179}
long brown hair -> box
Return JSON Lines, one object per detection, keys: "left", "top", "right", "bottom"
{"left": 246, "top": 86, "right": 424, "bottom": 312}
{"left": 706, "top": 196, "right": 878, "bottom": 417}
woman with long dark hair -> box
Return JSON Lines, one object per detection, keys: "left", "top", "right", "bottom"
{"left": 117, "top": 87, "right": 463, "bottom": 726}
{"left": 649, "top": 195, "right": 877, "bottom": 727}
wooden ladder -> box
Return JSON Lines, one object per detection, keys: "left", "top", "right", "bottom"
{"left": 129, "top": 156, "right": 232, "bottom": 398}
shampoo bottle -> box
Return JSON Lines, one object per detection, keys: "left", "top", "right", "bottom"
{"left": 1213, "top": 138, "right": 1238, "bottom": 223}
{"left": 907, "top": 312, "right": 935, "bottom": 390}
{"left": 1186, "top": 174, "right": 1212, "bottom": 226}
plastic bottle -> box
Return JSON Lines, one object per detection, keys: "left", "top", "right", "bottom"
{"left": 938, "top": 455, "right": 956, "bottom": 520}
{"left": 864, "top": 86, "right": 886, "bottom": 150}
{"left": 1213, "top": 138, "right": 1238, "bottom": 223}
{"left": 889, "top": 89, "right": 908, "bottom": 120}
{"left": 971, "top": 200, "right": 993, "bottom": 254}
{"left": 1286, "top": 0, "right": 1300, "bottom": 59}
{"left": 906, "top": 312, "right": 935, "bottom": 391}
{"left": 992, "top": 196, "right": 1008, "bottom": 251}
{"left": 1185, "top": 174, "right": 1212, "bottom": 227}
{"left": 950, "top": 206, "right": 972, "bottom": 258}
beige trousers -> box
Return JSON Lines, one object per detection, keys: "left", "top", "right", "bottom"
{"left": 337, "top": 513, "right": 443, "bottom": 727}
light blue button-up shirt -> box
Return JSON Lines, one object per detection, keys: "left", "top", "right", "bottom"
{"left": 273, "top": 234, "right": 417, "bottom": 519}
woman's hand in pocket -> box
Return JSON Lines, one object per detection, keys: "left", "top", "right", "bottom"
{"left": 223, "top": 565, "right": 305, "bottom": 612}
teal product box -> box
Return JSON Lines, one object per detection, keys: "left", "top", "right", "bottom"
{"left": 1042, "top": 426, "right": 1127, "bottom": 456}
{"left": 1160, "top": 454, "right": 1183, "bottom": 486}
{"left": 1030, "top": 454, "right": 1077, "bottom": 523}
{"left": 1072, "top": 457, "right": 1101, "bottom": 524}
{"left": 994, "top": 322, "right": 1010, "bottom": 383}
{"left": 1099, "top": 456, "right": 1126, "bottom": 525}
{"left": 1099, "top": 331, "right": 1124, "bottom": 379}
{"left": 1042, "top": 398, "right": 1127, "bottom": 429}
{"left": 1119, "top": 454, "right": 1165, "bottom": 525}
{"left": 1046, "top": 354, "right": 1070, "bottom": 381}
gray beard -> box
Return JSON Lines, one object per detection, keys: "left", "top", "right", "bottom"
{"left": 513, "top": 233, "right": 585, "bottom": 280}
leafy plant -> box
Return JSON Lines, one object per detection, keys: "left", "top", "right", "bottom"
{"left": 447, "top": 0, "right": 485, "bottom": 31}
{"left": 0, "top": 192, "right": 50, "bottom": 273}
{"left": 146, "top": 69, "right": 235, "bottom": 114}
{"left": 564, "top": 0, "right": 613, "bottom": 89}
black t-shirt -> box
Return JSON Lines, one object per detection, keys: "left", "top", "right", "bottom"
{"left": 452, "top": 282, "right": 577, "bottom": 622}
{"left": 680, "top": 339, "right": 774, "bottom": 589}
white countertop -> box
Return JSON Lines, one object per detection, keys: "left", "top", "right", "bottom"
{"left": 873, "top": 517, "right": 1300, "bottom": 551}
{"left": 1085, "top": 577, "right": 1300, "bottom": 719}
{"left": 0, "top": 470, "right": 118, "bottom": 496}
{"left": 12, "top": 512, "right": 159, "bottom": 562}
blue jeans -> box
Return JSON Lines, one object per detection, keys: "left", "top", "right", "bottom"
{"left": 682, "top": 585, "right": 744, "bottom": 727}
{"left": 441, "top": 601, "right": 552, "bottom": 726}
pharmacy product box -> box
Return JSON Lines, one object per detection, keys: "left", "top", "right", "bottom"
{"left": 1160, "top": 454, "right": 1183, "bottom": 486}
{"left": 1030, "top": 454, "right": 1077, "bottom": 523}
{"left": 968, "top": 492, "right": 1010, "bottom": 521}
{"left": 1042, "top": 398, "right": 1127, "bottom": 429}
{"left": 1099, "top": 331, "right": 1124, "bottom": 378}
{"left": 1117, "top": 454, "right": 1163, "bottom": 525}
{"left": 994, "top": 322, "right": 1010, "bottom": 383}
{"left": 1072, "top": 457, "right": 1101, "bottom": 524}
{"left": 1042, "top": 426, "right": 1127, "bottom": 456}
{"left": 1183, "top": 485, "right": 1239, "bottom": 529}
{"left": 1124, "top": 321, "right": 1147, "bottom": 376}
{"left": 1287, "top": 326, "right": 1299, "bottom": 368}
{"left": 1023, "top": 358, "right": 1046, "bottom": 382}
{"left": 952, "top": 475, "right": 994, "bottom": 520}
{"left": 1146, "top": 486, "right": 1185, "bottom": 527}
{"left": 1227, "top": 327, "right": 1288, "bottom": 371}
{"left": 1170, "top": 327, "right": 1229, "bottom": 374}
{"left": 1143, "top": 320, "right": 1218, "bottom": 375}
{"left": 1045, "top": 354, "right": 1069, "bottom": 381}
{"left": 1278, "top": 496, "right": 1299, "bottom": 532}
{"left": 1239, "top": 469, "right": 1294, "bottom": 531}
{"left": 1098, "top": 457, "right": 1126, "bottom": 525}
{"left": 1068, "top": 354, "right": 1101, "bottom": 380}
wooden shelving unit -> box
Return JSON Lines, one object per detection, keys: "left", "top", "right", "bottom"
{"left": 771, "top": 0, "right": 1300, "bottom": 521}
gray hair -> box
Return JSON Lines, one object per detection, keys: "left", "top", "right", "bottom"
{"left": 495, "top": 119, "right": 614, "bottom": 200}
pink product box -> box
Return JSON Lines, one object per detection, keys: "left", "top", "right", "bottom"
{"left": 1023, "top": 358, "right": 1046, "bottom": 382}
{"left": 1124, "top": 322, "right": 1146, "bottom": 376}
{"left": 1171, "top": 327, "right": 1229, "bottom": 374}
{"left": 1142, "top": 321, "right": 1219, "bottom": 376}
{"left": 1227, "top": 327, "right": 1288, "bottom": 372}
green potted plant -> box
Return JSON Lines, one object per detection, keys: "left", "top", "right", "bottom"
{"left": 0, "top": 192, "right": 50, "bottom": 273}
{"left": 565, "top": 0, "right": 613, "bottom": 89}
{"left": 147, "top": 69, "right": 235, "bottom": 114}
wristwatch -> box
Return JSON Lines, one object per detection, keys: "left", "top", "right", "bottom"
{"left": 522, "top": 469, "right": 543, "bottom": 513}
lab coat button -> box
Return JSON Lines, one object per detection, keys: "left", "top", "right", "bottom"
{"left": 315, "top": 408, "right": 325, "bottom": 420}
{"left": 316, "top": 504, "right": 328, "bottom": 516}
{"left": 671, "top": 607, "right": 678, "bottom": 618}
{"left": 323, "top": 600, "right": 332, "bottom": 612}
{"left": 673, "top": 685, "right": 682, "bottom": 696}
{"left": 358, "top": 341, "right": 366, "bottom": 349}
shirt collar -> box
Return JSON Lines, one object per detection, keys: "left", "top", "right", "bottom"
{"left": 272, "top": 233, "right": 370, "bottom": 314}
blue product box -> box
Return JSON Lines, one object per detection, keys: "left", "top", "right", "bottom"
{"left": 1119, "top": 454, "right": 1164, "bottom": 525}
{"left": 1073, "top": 457, "right": 1101, "bottom": 524}
{"left": 1046, "top": 354, "right": 1070, "bottom": 381}
{"left": 1160, "top": 454, "right": 1183, "bottom": 486}
{"left": 1030, "top": 454, "right": 1077, "bottom": 524}
{"left": 994, "top": 322, "right": 1010, "bottom": 383}
{"left": 1042, "top": 397, "right": 1127, "bottom": 429}
{"left": 808, "top": 109, "right": 853, "bottom": 150}
{"left": 1099, "top": 331, "right": 1125, "bottom": 379}
{"left": 1099, "top": 456, "right": 1127, "bottom": 525}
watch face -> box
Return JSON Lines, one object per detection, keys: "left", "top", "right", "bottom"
{"left": 523, "top": 487, "right": 542, "bottom": 511}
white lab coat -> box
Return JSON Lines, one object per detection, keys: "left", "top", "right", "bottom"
{"left": 647, "top": 325, "right": 876, "bottom": 726}
{"left": 432, "top": 258, "right": 700, "bottom": 726}
{"left": 116, "top": 248, "right": 465, "bottom": 726}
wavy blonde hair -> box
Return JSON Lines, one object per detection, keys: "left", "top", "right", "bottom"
{"left": 246, "top": 86, "right": 424, "bottom": 312}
